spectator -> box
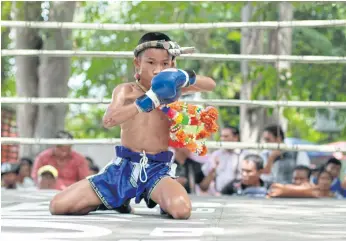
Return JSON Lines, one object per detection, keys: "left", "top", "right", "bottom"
{"left": 315, "top": 167, "right": 342, "bottom": 198}
{"left": 221, "top": 154, "right": 268, "bottom": 197}
{"left": 89, "top": 165, "right": 100, "bottom": 175}
{"left": 292, "top": 165, "right": 311, "bottom": 186}
{"left": 312, "top": 158, "right": 346, "bottom": 197}
{"left": 17, "top": 157, "right": 35, "bottom": 189}
{"left": 173, "top": 147, "right": 208, "bottom": 194}
{"left": 310, "top": 165, "right": 323, "bottom": 183}
{"left": 269, "top": 167, "right": 343, "bottom": 199}
{"left": 85, "top": 156, "right": 100, "bottom": 175}
{"left": 201, "top": 126, "right": 244, "bottom": 193}
{"left": 85, "top": 156, "right": 95, "bottom": 168}
{"left": 31, "top": 130, "right": 89, "bottom": 189}
{"left": 261, "top": 125, "right": 311, "bottom": 184}
{"left": 37, "top": 165, "right": 61, "bottom": 190}
{"left": 1, "top": 163, "right": 19, "bottom": 189}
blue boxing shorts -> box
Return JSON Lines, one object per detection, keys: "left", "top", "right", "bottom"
{"left": 87, "top": 146, "right": 176, "bottom": 209}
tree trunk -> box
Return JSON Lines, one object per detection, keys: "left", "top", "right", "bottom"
{"left": 266, "top": 2, "right": 293, "bottom": 132}
{"left": 34, "top": 1, "right": 76, "bottom": 154}
{"left": 240, "top": 3, "right": 265, "bottom": 142}
{"left": 240, "top": 3, "right": 293, "bottom": 142}
{"left": 13, "top": 1, "right": 42, "bottom": 158}
{"left": 1, "top": 2, "right": 12, "bottom": 84}
{"left": 278, "top": 2, "right": 293, "bottom": 72}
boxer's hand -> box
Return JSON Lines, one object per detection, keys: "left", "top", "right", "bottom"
{"left": 135, "top": 72, "right": 182, "bottom": 112}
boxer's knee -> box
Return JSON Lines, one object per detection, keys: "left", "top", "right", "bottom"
{"left": 165, "top": 196, "right": 192, "bottom": 220}
{"left": 49, "top": 196, "right": 66, "bottom": 215}
{"left": 50, "top": 195, "right": 91, "bottom": 215}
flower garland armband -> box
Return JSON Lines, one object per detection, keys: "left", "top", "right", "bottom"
{"left": 160, "top": 101, "right": 219, "bottom": 156}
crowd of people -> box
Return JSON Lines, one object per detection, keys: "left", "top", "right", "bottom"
{"left": 2, "top": 127, "right": 346, "bottom": 199}
{"left": 1, "top": 131, "right": 99, "bottom": 191}
{"left": 172, "top": 125, "right": 346, "bottom": 199}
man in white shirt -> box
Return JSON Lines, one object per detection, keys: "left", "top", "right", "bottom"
{"left": 260, "top": 125, "right": 311, "bottom": 184}
{"left": 200, "top": 126, "right": 245, "bottom": 194}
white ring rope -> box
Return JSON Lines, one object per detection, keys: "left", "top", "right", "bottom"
{"left": 1, "top": 97, "right": 346, "bottom": 109}
{"left": 2, "top": 50, "right": 346, "bottom": 63}
{"left": 1, "top": 137, "right": 344, "bottom": 152}
{"left": 2, "top": 20, "right": 345, "bottom": 154}
{"left": 2, "top": 20, "right": 346, "bottom": 31}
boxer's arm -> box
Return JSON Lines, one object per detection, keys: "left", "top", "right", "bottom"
{"left": 102, "top": 84, "right": 139, "bottom": 128}
{"left": 182, "top": 74, "right": 216, "bottom": 94}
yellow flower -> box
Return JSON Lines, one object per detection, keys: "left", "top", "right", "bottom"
{"left": 175, "top": 113, "right": 183, "bottom": 124}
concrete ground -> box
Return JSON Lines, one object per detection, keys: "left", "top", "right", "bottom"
{"left": 1, "top": 189, "right": 346, "bottom": 241}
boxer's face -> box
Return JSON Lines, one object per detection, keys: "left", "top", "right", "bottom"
{"left": 134, "top": 48, "right": 174, "bottom": 85}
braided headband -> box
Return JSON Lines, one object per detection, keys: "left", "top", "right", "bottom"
{"left": 133, "top": 40, "right": 195, "bottom": 57}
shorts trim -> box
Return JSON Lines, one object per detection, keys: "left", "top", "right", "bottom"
{"left": 146, "top": 175, "right": 173, "bottom": 208}
{"left": 86, "top": 161, "right": 116, "bottom": 210}
{"left": 87, "top": 177, "right": 112, "bottom": 209}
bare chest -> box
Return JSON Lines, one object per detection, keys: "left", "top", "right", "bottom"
{"left": 121, "top": 109, "right": 170, "bottom": 133}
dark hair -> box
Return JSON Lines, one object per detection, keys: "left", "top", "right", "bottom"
{"left": 1, "top": 163, "right": 20, "bottom": 175}
{"left": 41, "top": 171, "right": 55, "bottom": 179}
{"left": 85, "top": 156, "right": 94, "bottom": 165}
{"left": 223, "top": 125, "right": 240, "bottom": 136}
{"left": 326, "top": 157, "right": 342, "bottom": 167}
{"left": 138, "top": 32, "right": 171, "bottom": 45}
{"left": 19, "top": 157, "right": 33, "bottom": 166}
{"left": 316, "top": 167, "right": 333, "bottom": 182}
{"left": 243, "top": 154, "right": 264, "bottom": 170}
{"left": 136, "top": 32, "right": 173, "bottom": 58}
{"left": 56, "top": 130, "right": 73, "bottom": 139}
{"left": 264, "top": 125, "right": 285, "bottom": 140}
{"left": 294, "top": 165, "right": 311, "bottom": 178}
{"left": 90, "top": 165, "right": 100, "bottom": 173}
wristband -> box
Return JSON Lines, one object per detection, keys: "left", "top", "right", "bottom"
{"left": 179, "top": 69, "right": 196, "bottom": 87}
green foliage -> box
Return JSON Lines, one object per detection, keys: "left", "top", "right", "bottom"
{"left": 67, "top": 1, "right": 245, "bottom": 137}
{"left": 2, "top": 1, "right": 345, "bottom": 143}
{"left": 248, "top": 2, "right": 346, "bottom": 142}
{"left": 1, "top": 1, "right": 15, "bottom": 97}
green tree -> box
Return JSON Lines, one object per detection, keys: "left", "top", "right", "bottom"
{"left": 2, "top": 1, "right": 341, "bottom": 144}
{"left": 248, "top": 2, "right": 346, "bottom": 142}
{"left": 67, "top": 1, "right": 244, "bottom": 138}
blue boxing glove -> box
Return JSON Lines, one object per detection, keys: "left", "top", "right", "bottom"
{"left": 159, "top": 68, "right": 197, "bottom": 88}
{"left": 135, "top": 71, "right": 183, "bottom": 112}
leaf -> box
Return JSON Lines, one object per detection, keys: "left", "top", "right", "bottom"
{"left": 294, "top": 28, "right": 334, "bottom": 55}
{"left": 227, "top": 31, "right": 241, "bottom": 42}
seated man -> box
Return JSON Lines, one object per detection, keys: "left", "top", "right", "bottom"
{"left": 200, "top": 126, "right": 243, "bottom": 194}
{"left": 221, "top": 154, "right": 268, "bottom": 198}
{"left": 292, "top": 165, "right": 311, "bottom": 186}
{"left": 17, "top": 157, "right": 35, "bottom": 189}
{"left": 32, "top": 131, "right": 89, "bottom": 189}
{"left": 269, "top": 167, "right": 343, "bottom": 199}
{"left": 261, "top": 125, "right": 311, "bottom": 184}
{"left": 314, "top": 158, "right": 346, "bottom": 197}
{"left": 173, "top": 147, "right": 210, "bottom": 194}
{"left": 1, "top": 163, "right": 19, "bottom": 189}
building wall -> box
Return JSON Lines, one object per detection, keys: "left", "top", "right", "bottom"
{"left": 73, "top": 144, "right": 116, "bottom": 168}
{"left": 1, "top": 107, "right": 18, "bottom": 163}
